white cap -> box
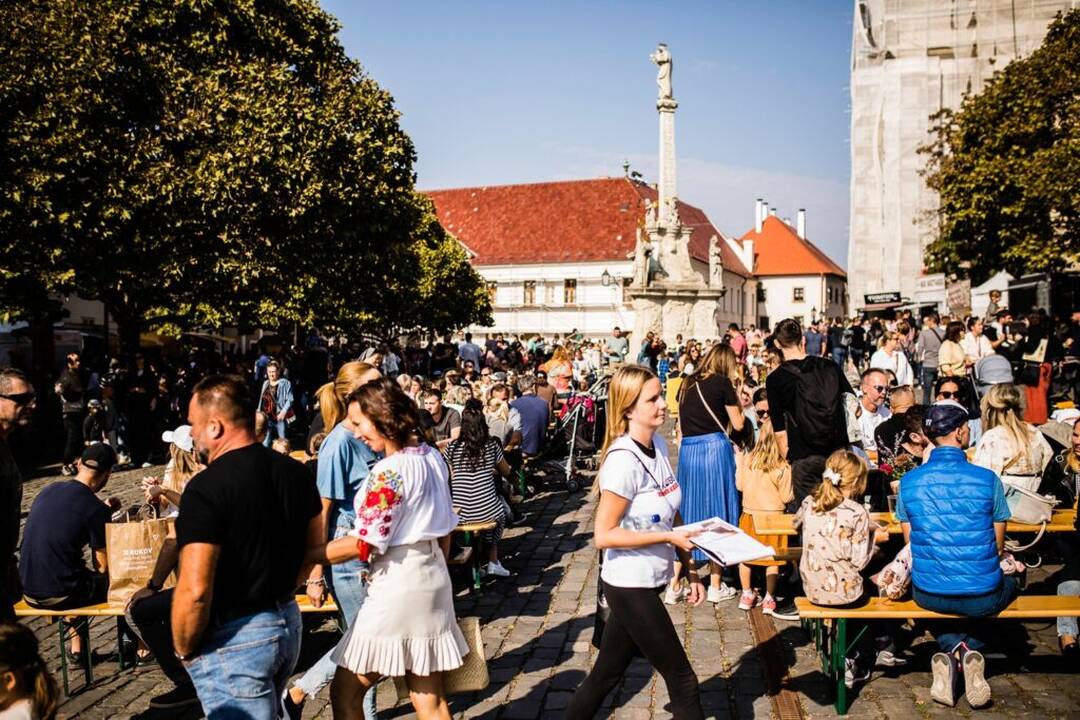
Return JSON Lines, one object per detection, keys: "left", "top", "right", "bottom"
{"left": 161, "top": 425, "right": 193, "bottom": 453}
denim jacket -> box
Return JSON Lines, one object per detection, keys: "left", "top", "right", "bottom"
{"left": 259, "top": 378, "right": 294, "bottom": 420}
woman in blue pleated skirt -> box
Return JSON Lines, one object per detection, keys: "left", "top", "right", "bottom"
{"left": 671, "top": 344, "right": 746, "bottom": 605}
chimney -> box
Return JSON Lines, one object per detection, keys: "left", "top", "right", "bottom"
{"left": 797, "top": 208, "right": 806, "bottom": 239}
{"left": 768, "top": 206, "right": 777, "bottom": 217}
{"left": 754, "top": 198, "right": 763, "bottom": 233}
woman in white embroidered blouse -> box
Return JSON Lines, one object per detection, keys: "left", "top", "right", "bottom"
{"left": 306, "top": 378, "right": 466, "bottom": 720}
{"left": 974, "top": 383, "right": 1051, "bottom": 486}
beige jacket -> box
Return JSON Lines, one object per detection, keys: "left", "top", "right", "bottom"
{"left": 735, "top": 453, "right": 793, "bottom": 514}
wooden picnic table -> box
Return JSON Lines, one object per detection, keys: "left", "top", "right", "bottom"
{"left": 753, "top": 508, "right": 1077, "bottom": 537}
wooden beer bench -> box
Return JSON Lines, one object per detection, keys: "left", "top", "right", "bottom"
{"left": 754, "top": 509, "right": 1077, "bottom": 537}
{"left": 15, "top": 595, "right": 339, "bottom": 695}
{"left": 452, "top": 520, "right": 499, "bottom": 593}
{"left": 795, "top": 595, "right": 1080, "bottom": 715}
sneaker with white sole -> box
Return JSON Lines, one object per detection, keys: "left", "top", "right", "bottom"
{"left": 759, "top": 594, "right": 778, "bottom": 615}
{"left": 738, "top": 590, "right": 757, "bottom": 611}
{"left": 486, "top": 561, "right": 511, "bottom": 578}
{"left": 844, "top": 656, "right": 871, "bottom": 689}
{"left": 930, "top": 652, "right": 957, "bottom": 707}
{"left": 962, "top": 649, "right": 991, "bottom": 708}
{"left": 663, "top": 584, "right": 685, "bottom": 605}
{"left": 707, "top": 583, "right": 738, "bottom": 604}
{"left": 874, "top": 649, "right": 907, "bottom": 667}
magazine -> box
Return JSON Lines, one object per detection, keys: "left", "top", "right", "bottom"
{"left": 673, "top": 517, "right": 775, "bottom": 566}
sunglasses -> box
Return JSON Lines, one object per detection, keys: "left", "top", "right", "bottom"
{"left": 937, "top": 390, "right": 959, "bottom": 399}
{"left": 0, "top": 391, "right": 35, "bottom": 406}
{"left": 871, "top": 385, "right": 889, "bottom": 394}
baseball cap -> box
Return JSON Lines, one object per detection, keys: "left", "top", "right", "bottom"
{"left": 924, "top": 403, "right": 970, "bottom": 438}
{"left": 162, "top": 425, "right": 194, "bottom": 453}
{"left": 81, "top": 443, "right": 117, "bottom": 472}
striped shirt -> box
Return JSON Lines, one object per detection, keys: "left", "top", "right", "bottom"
{"left": 445, "top": 438, "right": 505, "bottom": 524}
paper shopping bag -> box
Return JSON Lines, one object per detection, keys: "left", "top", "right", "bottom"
{"left": 106, "top": 516, "right": 175, "bottom": 606}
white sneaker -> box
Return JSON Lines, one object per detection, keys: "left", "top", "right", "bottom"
{"left": 663, "top": 584, "right": 684, "bottom": 605}
{"left": 141, "top": 462, "right": 153, "bottom": 468}
{"left": 707, "top": 583, "right": 738, "bottom": 604}
{"left": 485, "top": 561, "right": 511, "bottom": 578}
{"left": 962, "top": 650, "right": 991, "bottom": 709}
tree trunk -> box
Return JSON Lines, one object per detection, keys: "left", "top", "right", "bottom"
{"left": 116, "top": 315, "right": 142, "bottom": 357}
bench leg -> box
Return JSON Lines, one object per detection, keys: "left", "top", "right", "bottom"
{"left": 834, "top": 618, "right": 847, "bottom": 715}
{"left": 116, "top": 617, "right": 127, "bottom": 671}
{"left": 57, "top": 618, "right": 70, "bottom": 696}
{"left": 81, "top": 618, "right": 94, "bottom": 687}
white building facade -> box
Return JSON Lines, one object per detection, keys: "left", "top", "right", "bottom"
{"left": 847, "top": 0, "right": 1071, "bottom": 308}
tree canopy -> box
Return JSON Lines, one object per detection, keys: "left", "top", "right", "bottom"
{"left": 920, "top": 9, "right": 1080, "bottom": 285}
{"left": 0, "top": 0, "right": 489, "bottom": 350}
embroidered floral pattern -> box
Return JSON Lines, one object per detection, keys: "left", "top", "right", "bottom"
{"left": 355, "top": 468, "right": 404, "bottom": 550}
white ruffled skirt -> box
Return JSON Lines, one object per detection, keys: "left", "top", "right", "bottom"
{"left": 331, "top": 539, "right": 468, "bottom": 677}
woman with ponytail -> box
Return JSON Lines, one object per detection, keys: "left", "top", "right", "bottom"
{"left": 973, "top": 383, "right": 1052, "bottom": 489}
{"left": 568, "top": 366, "right": 706, "bottom": 720}
{"left": 0, "top": 622, "right": 58, "bottom": 720}
{"left": 283, "top": 361, "right": 382, "bottom": 719}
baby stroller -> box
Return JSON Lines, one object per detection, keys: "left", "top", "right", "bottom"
{"left": 529, "top": 375, "right": 608, "bottom": 492}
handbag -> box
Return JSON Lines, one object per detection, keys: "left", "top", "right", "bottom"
{"left": 1003, "top": 483, "right": 1058, "bottom": 525}
{"left": 872, "top": 543, "right": 912, "bottom": 600}
{"left": 393, "top": 616, "right": 489, "bottom": 698}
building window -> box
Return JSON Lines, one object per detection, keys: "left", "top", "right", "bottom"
{"left": 793, "top": 287, "right": 805, "bottom": 302}
{"left": 544, "top": 282, "right": 555, "bottom": 305}
{"left": 621, "top": 277, "right": 632, "bottom": 304}
{"left": 523, "top": 280, "right": 536, "bottom": 306}
{"left": 564, "top": 279, "right": 577, "bottom": 304}
{"left": 487, "top": 281, "right": 498, "bottom": 305}
{"left": 757, "top": 286, "right": 767, "bottom": 302}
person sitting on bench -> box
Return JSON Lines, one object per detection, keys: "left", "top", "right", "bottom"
{"left": 19, "top": 444, "right": 121, "bottom": 663}
{"left": 895, "top": 402, "right": 1016, "bottom": 709}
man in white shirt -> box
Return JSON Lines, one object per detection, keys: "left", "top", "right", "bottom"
{"left": 857, "top": 368, "right": 892, "bottom": 452}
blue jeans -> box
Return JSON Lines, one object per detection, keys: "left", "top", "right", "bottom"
{"left": 292, "top": 516, "right": 376, "bottom": 718}
{"left": 913, "top": 577, "right": 1018, "bottom": 653}
{"left": 832, "top": 347, "right": 848, "bottom": 368}
{"left": 264, "top": 420, "right": 287, "bottom": 447}
{"left": 920, "top": 366, "right": 938, "bottom": 404}
{"left": 1058, "top": 580, "right": 1080, "bottom": 637}
{"left": 184, "top": 600, "right": 302, "bottom": 720}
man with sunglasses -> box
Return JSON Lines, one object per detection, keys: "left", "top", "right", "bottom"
{"left": 0, "top": 368, "right": 35, "bottom": 621}
{"left": 857, "top": 369, "right": 893, "bottom": 453}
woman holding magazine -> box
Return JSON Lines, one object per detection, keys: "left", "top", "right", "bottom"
{"left": 567, "top": 366, "right": 706, "bottom": 720}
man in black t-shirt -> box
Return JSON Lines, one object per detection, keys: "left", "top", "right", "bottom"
{"left": 172, "top": 375, "right": 320, "bottom": 719}
{"left": 0, "top": 367, "right": 34, "bottom": 621}
{"left": 766, "top": 319, "right": 854, "bottom": 507}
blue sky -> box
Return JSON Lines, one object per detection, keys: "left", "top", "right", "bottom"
{"left": 320, "top": 1, "right": 853, "bottom": 266}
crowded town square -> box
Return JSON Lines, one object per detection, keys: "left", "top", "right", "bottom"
{"left": 3, "top": 2, "right": 1080, "bottom": 719}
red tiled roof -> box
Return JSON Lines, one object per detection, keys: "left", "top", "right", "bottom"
{"left": 739, "top": 215, "right": 846, "bottom": 277}
{"left": 424, "top": 177, "right": 751, "bottom": 277}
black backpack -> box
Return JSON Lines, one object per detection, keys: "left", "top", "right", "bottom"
{"left": 779, "top": 357, "right": 845, "bottom": 454}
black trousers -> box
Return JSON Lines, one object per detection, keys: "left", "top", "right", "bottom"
{"left": 62, "top": 413, "right": 85, "bottom": 465}
{"left": 568, "top": 582, "right": 703, "bottom": 720}
{"left": 126, "top": 588, "right": 190, "bottom": 688}
{"left": 789, "top": 455, "right": 828, "bottom": 510}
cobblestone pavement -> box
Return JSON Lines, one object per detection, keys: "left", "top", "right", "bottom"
{"left": 17, "top": 429, "right": 1080, "bottom": 719}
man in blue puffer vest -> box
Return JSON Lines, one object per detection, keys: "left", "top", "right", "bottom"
{"left": 895, "top": 402, "right": 1016, "bottom": 710}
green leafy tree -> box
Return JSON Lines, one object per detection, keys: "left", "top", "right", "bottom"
{"left": 1, "top": 0, "right": 483, "bottom": 352}
{"left": 921, "top": 9, "right": 1080, "bottom": 284}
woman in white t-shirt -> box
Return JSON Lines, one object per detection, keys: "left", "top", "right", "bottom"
{"left": 869, "top": 331, "right": 914, "bottom": 387}
{"left": 568, "top": 366, "right": 706, "bottom": 720}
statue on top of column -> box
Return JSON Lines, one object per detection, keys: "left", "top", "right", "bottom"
{"left": 650, "top": 43, "right": 673, "bottom": 101}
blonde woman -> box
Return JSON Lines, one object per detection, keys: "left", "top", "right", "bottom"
{"left": 734, "top": 419, "right": 793, "bottom": 614}
{"left": 973, "top": 383, "right": 1051, "bottom": 489}
{"left": 671, "top": 344, "right": 745, "bottom": 605}
{"left": 284, "top": 361, "right": 382, "bottom": 719}
{"left": 568, "top": 366, "right": 705, "bottom": 720}
{"left": 143, "top": 425, "right": 203, "bottom": 516}
{"left": 541, "top": 345, "right": 573, "bottom": 402}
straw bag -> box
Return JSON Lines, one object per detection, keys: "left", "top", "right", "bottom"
{"left": 394, "top": 617, "right": 488, "bottom": 698}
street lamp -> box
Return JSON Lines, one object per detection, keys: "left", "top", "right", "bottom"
{"left": 601, "top": 269, "right": 613, "bottom": 287}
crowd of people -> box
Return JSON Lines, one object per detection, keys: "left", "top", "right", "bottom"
{"left": 1, "top": 301, "right": 1080, "bottom": 718}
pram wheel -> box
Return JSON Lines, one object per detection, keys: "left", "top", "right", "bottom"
{"left": 566, "top": 476, "right": 582, "bottom": 493}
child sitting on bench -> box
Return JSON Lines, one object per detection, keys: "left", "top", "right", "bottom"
{"left": 796, "top": 449, "right": 890, "bottom": 688}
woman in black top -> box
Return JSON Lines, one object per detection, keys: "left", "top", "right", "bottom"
{"left": 671, "top": 344, "right": 746, "bottom": 605}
